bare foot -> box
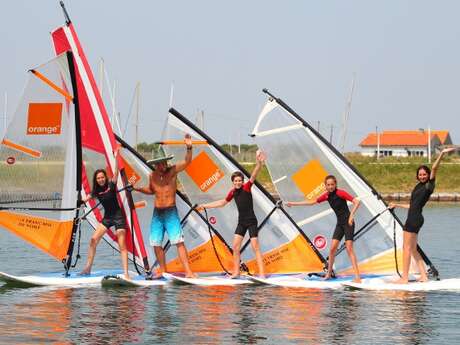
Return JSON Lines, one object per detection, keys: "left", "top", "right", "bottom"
{"left": 79, "top": 268, "right": 91, "bottom": 276}
{"left": 394, "top": 278, "right": 409, "bottom": 284}
{"left": 123, "top": 274, "right": 131, "bottom": 280}
{"left": 185, "top": 272, "right": 198, "bottom": 278}
{"left": 417, "top": 276, "right": 428, "bottom": 283}
{"left": 323, "top": 274, "right": 332, "bottom": 281}
{"left": 257, "top": 274, "right": 266, "bottom": 279}
{"left": 352, "top": 277, "right": 362, "bottom": 283}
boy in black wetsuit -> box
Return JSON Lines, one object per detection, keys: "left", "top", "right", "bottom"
{"left": 287, "top": 175, "right": 361, "bottom": 282}
{"left": 197, "top": 151, "right": 266, "bottom": 278}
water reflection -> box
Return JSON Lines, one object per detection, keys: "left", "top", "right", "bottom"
{"left": 0, "top": 287, "right": 73, "bottom": 344}
{"left": 72, "top": 287, "right": 150, "bottom": 345}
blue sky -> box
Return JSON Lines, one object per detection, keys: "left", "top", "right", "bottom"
{"left": 1, "top": 1, "right": 459, "bottom": 151}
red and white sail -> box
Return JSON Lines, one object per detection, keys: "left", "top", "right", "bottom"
{"left": 51, "top": 22, "right": 151, "bottom": 271}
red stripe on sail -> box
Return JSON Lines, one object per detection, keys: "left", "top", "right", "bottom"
{"left": 51, "top": 24, "right": 149, "bottom": 267}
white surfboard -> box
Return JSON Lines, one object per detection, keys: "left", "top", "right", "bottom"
{"left": 101, "top": 274, "right": 168, "bottom": 287}
{"left": 248, "top": 274, "right": 387, "bottom": 289}
{"left": 0, "top": 269, "right": 132, "bottom": 287}
{"left": 163, "top": 272, "right": 253, "bottom": 286}
{"left": 343, "top": 277, "right": 460, "bottom": 291}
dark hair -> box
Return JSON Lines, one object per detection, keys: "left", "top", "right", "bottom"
{"left": 416, "top": 165, "right": 431, "bottom": 179}
{"left": 324, "top": 175, "right": 337, "bottom": 184}
{"left": 231, "top": 171, "right": 244, "bottom": 182}
{"left": 92, "top": 169, "right": 108, "bottom": 196}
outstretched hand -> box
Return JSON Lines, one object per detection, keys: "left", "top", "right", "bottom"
{"left": 388, "top": 202, "right": 396, "bottom": 210}
{"left": 195, "top": 205, "right": 205, "bottom": 212}
{"left": 256, "top": 149, "right": 266, "bottom": 163}
{"left": 442, "top": 147, "right": 456, "bottom": 154}
{"left": 114, "top": 144, "right": 121, "bottom": 156}
{"left": 185, "top": 133, "right": 192, "bottom": 148}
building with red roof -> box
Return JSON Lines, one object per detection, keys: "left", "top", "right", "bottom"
{"left": 359, "top": 130, "right": 452, "bottom": 157}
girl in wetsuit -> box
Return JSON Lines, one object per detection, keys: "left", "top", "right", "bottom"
{"left": 80, "top": 146, "right": 130, "bottom": 279}
{"left": 287, "top": 175, "right": 361, "bottom": 282}
{"left": 197, "top": 150, "right": 266, "bottom": 278}
{"left": 390, "top": 148, "right": 454, "bottom": 284}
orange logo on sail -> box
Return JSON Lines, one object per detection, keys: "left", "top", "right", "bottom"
{"left": 186, "top": 151, "right": 224, "bottom": 192}
{"left": 27, "top": 103, "right": 63, "bottom": 135}
{"left": 291, "top": 159, "right": 328, "bottom": 200}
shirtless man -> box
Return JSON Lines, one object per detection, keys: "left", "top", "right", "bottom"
{"left": 133, "top": 134, "right": 196, "bottom": 278}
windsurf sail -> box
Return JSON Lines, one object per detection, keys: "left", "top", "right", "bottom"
{"left": 159, "top": 108, "right": 325, "bottom": 274}
{"left": 251, "top": 89, "right": 438, "bottom": 277}
{"left": 50, "top": 3, "right": 151, "bottom": 272}
{"left": 0, "top": 52, "right": 82, "bottom": 271}
{"left": 115, "top": 135, "right": 235, "bottom": 273}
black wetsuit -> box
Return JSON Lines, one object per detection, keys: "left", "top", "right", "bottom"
{"left": 317, "top": 189, "right": 355, "bottom": 241}
{"left": 226, "top": 181, "right": 258, "bottom": 238}
{"left": 404, "top": 178, "right": 435, "bottom": 234}
{"left": 92, "top": 181, "right": 126, "bottom": 230}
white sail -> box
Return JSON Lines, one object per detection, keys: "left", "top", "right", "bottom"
{"left": 159, "top": 108, "right": 325, "bottom": 274}
{"left": 251, "top": 89, "right": 437, "bottom": 277}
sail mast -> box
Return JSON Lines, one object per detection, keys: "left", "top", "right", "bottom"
{"left": 339, "top": 74, "right": 356, "bottom": 153}
{"left": 63, "top": 51, "right": 83, "bottom": 274}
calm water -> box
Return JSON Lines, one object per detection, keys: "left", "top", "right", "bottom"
{"left": 0, "top": 204, "right": 459, "bottom": 344}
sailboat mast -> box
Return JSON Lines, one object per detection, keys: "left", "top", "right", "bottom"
{"left": 340, "top": 74, "right": 356, "bottom": 153}
{"left": 135, "top": 82, "right": 140, "bottom": 151}
{"left": 64, "top": 51, "right": 83, "bottom": 274}
{"left": 3, "top": 92, "right": 7, "bottom": 138}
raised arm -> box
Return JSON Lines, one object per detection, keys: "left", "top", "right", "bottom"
{"left": 175, "top": 134, "right": 193, "bottom": 173}
{"left": 111, "top": 145, "right": 121, "bottom": 184}
{"left": 249, "top": 150, "right": 265, "bottom": 183}
{"left": 133, "top": 174, "right": 155, "bottom": 195}
{"left": 431, "top": 147, "right": 456, "bottom": 180}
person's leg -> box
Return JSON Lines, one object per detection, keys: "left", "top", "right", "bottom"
{"left": 395, "top": 230, "right": 415, "bottom": 284}
{"left": 345, "top": 240, "right": 361, "bottom": 283}
{"left": 153, "top": 246, "right": 167, "bottom": 277}
{"left": 175, "top": 242, "right": 196, "bottom": 278}
{"left": 410, "top": 234, "right": 428, "bottom": 282}
{"left": 150, "top": 209, "right": 166, "bottom": 278}
{"left": 80, "top": 223, "right": 107, "bottom": 275}
{"left": 166, "top": 207, "right": 196, "bottom": 278}
{"left": 325, "top": 239, "right": 340, "bottom": 279}
{"left": 248, "top": 224, "right": 265, "bottom": 277}
{"left": 231, "top": 234, "right": 244, "bottom": 278}
{"left": 116, "top": 229, "right": 129, "bottom": 279}
{"left": 250, "top": 237, "right": 265, "bottom": 278}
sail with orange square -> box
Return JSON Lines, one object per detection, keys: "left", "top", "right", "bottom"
{"left": 0, "top": 51, "right": 83, "bottom": 276}
{"left": 157, "top": 108, "right": 327, "bottom": 275}
{"left": 250, "top": 89, "right": 439, "bottom": 279}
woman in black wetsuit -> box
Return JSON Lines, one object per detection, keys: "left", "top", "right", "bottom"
{"left": 80, "top": 146, "right": 130, "bottom": 279}
{"left": 390, "top": 148, "right": 454, "bottom": 284}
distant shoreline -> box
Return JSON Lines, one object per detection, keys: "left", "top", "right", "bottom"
{"left": 268, "top": 192, "right": 460, "bottom": 203}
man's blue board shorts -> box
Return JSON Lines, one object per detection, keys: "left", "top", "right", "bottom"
{"left": 150, "top": 206, "right": 184, "bottom": 246}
